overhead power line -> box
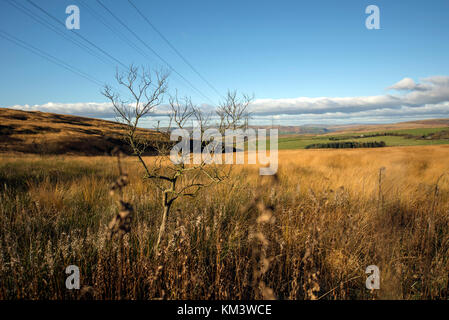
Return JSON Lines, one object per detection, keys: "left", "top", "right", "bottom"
{"left": 0, "top": 29, "right": 103, "bottom": 86}
{"left": 76, "top": 0, "right": 169, "bottom": 93}
{"left": 5, "top": 0, "right": 219, "bottom": 106}
{"left": 77, "top": 0, "right": 156, "bottom": 65}
{"left": 5, "top": 0, "right": 115, "bottom": 70}
{"left": 95, "top": 0, "right": 216, "bottom": 105}
{"left": 127, "top": 0, "right": 223, "bottom": 100}
{"left": 26, "top": 0, "right": 128, "bottom": 70}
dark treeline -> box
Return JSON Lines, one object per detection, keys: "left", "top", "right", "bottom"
{"left": 305, "top": 141, "right": 386, "bottom": 149}
{"left": 328, "top": 132, "right": 405, "bottom": 141}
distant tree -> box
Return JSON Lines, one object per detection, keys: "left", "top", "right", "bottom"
{"left": 217, "top": 90, "right": 253, "bottom": 133}
{"left": 305, "top": 141, "right": 386, "bottom": 149}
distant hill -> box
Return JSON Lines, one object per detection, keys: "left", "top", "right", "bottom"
{"left": 251, "top": 125, "right": 332, "bottom": 135}
{"left": 254, "top": 119, "right": 449, "bottom": 136}
{"left": 2, "top": 107, "right": 449, "bottom": 155}
{"left": 0, "top": 108, "right": 163, "bottom": 155}
{"left": 326, "top": 119, "right": 449, "bottom": 134}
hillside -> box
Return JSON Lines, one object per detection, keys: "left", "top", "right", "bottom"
{"left": 250, "top": 119, "right": 449, "bottom": 136}
{"left": 0, "top": 108, "right": 163, "bottom": 155}
{"left": 327, "top": 118, "right": 449, "bottom": 134}
{"left": 2, "top": 108, "right": 449, "bottom": 154}
{"left": 251, "top": 125, "right": 332, "bottom": 135}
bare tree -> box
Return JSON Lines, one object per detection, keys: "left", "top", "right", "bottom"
{"left": 217, "top": 90, "right": 253, "bottom": 133}
{"left": 192, "top": 105, "right": 212, "bottom": 143}
{"left": 167, "top": 92, "right": 194, "bottom": 131}
{"left": 102, "top": 66, "right": 228, "bottom": 251}
{"left": 102, "top": 65, "right": 168, "bottom": 160}
{"left": 216, "top": 90, "right": 254, "bottom": 155}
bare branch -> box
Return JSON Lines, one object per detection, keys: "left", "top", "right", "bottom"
{"left": 217, "top": 90, "right": 254, "bottom": 133}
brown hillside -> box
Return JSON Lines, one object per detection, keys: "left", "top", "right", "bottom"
{"left": 0, "top": 108, "right": 163, "bottom": 155}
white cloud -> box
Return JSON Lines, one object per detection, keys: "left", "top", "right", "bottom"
{"left": 387, "top": 77, "right": 419, "bottom": 91}
{"left": 7, "top": 102, "right": 117, "bottom": 118}
{"left": 4, "top": 76, "right": 449, "bottom": 125}
{"left": 248, "top": 76, "right": 449, "bottom": 121}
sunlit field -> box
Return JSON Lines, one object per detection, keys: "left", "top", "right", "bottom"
{"left": 276, "top": 127, "right": 449, "bottom": 149}
{"left": 1, "top": 145, "right": 449, "bottom": 299}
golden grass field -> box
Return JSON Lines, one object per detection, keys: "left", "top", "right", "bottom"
{"left": 1, "top": 145, "right": 449, "bottom": 299}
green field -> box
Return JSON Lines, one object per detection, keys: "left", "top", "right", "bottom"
{"left": 275, "top": 127, "right": 449, "bottom": 150}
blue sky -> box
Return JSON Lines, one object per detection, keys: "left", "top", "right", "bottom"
{"left": 1, "top": 0, "right": 449, "bottom": 125}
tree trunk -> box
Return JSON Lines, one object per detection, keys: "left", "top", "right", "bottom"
{"left": 155, "top": 197, "right": 170, "bottom": 252}
{"left": 155, "top": 179, "right": 176, "bottom": 252}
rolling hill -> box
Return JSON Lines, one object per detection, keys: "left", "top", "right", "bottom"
{"left": 0, "top": 108, "right": 163, "bottom": 155}
{"left": 2, "top": 108, "right": 449, "bottom": 154}
{"left": 326, "top": 118, "right": 449, "bottom": 134}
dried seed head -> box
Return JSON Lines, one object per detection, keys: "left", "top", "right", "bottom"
{"left": 108, "top": 201, "right": 134, "bottom": 238}
{"left": 110, "top": 174, "right": 129, "bottom": 195}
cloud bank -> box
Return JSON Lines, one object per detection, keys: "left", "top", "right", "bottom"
{"left": 4, "top": 76, "right": 449, "bottom": 125}
{"left": 250, "top": 76, "right": 449, "bottom": 116}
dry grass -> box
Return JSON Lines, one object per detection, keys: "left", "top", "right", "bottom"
{"left": 1, "top": 145, "right": 449, "bottom": 299}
